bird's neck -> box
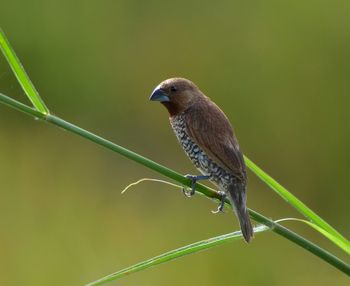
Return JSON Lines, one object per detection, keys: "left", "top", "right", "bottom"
{"left": 162, "top": 102, "right": 187, "bottom": 117}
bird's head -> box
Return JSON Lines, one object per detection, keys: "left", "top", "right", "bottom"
{"left": 149, "top": 78, "right": 203, "bottom": 116}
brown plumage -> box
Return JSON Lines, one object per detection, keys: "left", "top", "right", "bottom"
{"left": 150, "top": 78, "right": 253, "bottom": 242}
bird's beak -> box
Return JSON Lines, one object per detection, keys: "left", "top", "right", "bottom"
{"left": 149, "top": 88, "right": 170, "bottom": 102}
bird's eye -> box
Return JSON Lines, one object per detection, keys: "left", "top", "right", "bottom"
{"left": 170, "top": 85, "right": 177, "bottom": 92}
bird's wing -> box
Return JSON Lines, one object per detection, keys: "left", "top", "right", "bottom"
{"left": 184, "top": 98, "right": 246, "bottom": 182}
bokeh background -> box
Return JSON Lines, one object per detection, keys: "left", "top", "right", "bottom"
{"left": 0, "top": 1, "right": 349, "bottom": 285}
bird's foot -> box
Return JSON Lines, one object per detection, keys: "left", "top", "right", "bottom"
{"left": 211, "top": 192, "right": 226, "bottom": 214}
{"left": 182, "top": 174, "right": 210, "bottom": 197}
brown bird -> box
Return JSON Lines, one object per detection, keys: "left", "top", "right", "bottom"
{"left": 150, "top": 78, "right": 253, "bottom": 242}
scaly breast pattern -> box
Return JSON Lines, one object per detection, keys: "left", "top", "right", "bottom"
{"left": 170, "top": 113, "right": 234, "bottom": 190}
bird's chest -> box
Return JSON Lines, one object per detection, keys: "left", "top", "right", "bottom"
{"left": 170, "top": 115, "right": 233, "bottom": 188}
{"left": 170, "top": 115, "right": 203, "bottom": 168}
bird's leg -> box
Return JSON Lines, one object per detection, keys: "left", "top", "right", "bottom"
{"left": 211, "top": 191, "right": 226, "bottom": 214}
{"left": 182, "top": 174, "right": 210, "bottom": 197}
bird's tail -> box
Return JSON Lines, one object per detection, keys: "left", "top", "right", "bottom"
{"left": 227, "top": 183, "right": 254, "bottom": 243}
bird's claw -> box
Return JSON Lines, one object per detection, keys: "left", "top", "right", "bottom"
{"left": 182, "top": 174, "right": 210, "bottom": 197}
{"left": 182, "top": 187, "right": 194, "bottom": 198}
{"left": 182, "top": 174, "right": 197, "bottom": 197}
{"left": 211, "top": 192, "right": 226, "bottom": 214}
{"left": 211, "top": 208, "right": 222, "bottom": 214}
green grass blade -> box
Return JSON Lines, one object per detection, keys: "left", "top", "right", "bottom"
{"left": 0, "top": 92, "right": 45, "bottom": 118}
{"left": 304, "top": 221, "right": 350, "bottom": 254}
{"left": 277, "top": 218, "right": 350, "bottom": 254}
{"left": 244, "top": 156, "right": 350, "bottom": 250}
{"left": 1, "top": 93, "right": 349, "bottom": 276}
{"left": 85, "top": 225, "right": 269, "bottom": 286}
{"left": 0, "top": 29, "right": 49, "bottom": 114}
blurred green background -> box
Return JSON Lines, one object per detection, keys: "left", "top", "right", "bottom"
{"left": 0, "top": 1, "right": 349, "bottom": 285}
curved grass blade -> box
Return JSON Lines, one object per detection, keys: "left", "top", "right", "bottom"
{"left": 0, "top": 28, "right": 49, "bottom": 114}
{"left": 85, "top": 225, "right": 269, "bottom": 286}
{"left": 277, "top": 218, "right": 350, "bottom": 254}
{"left": 244, "top": 157, "right": 350, "bottom": 250}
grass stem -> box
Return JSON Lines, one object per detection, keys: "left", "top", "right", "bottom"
{"left": 0, "top": 92, "right": 349, "bottom": 276}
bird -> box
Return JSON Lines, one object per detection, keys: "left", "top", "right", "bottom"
{"left": 149, "top": 77, "right": 254, "bottom": 243}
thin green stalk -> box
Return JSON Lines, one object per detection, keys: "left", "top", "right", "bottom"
{"left": 250, "top": 210, "right": 349, "bottom": 275}
{"left": 0, "top": 29, "right": 49, "bottom": 114}
{"left": 0, "top": 92, "right": 349, "bottom": 276}
{"left": 275, "top": 218, "right": 350, "bottom": 254}
{"left": 0, "top": 91, "right": 45, "bottom": 118}
{"left": 245, "top": 157, "right": 349, "bottom": 248}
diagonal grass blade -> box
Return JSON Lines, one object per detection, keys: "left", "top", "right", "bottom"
{"left": 85, "top": 226, "right": 269, "bottom": 286}
{"left": 245, "top": 156, "right": 350, "bottom": 250}
{"left": 0, "top": 28, "right": 49, "bottom": 114}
